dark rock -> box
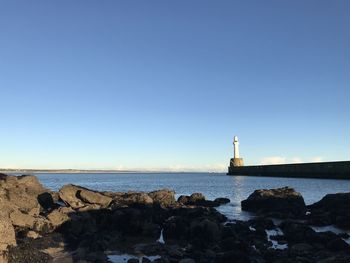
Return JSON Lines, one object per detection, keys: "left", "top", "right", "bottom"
{"left": 178, "top": 194, "right": 227, "bottom": 207}
{"left": 290, "top": 243, "right": 313, "bottom": 256}
{"left": 123, "top": 192, "right": 153, "bottom": 207}
{"left": 178, "top": 258, "right": 195, "bottom": 263}
{"left": 189, "top": 193, "right": 205, "bottom": 203}
{"left": 37, "top": 192, "right": 55, "bottom": 211}
{"left": 241, "top": 187, "right": 306, "bottom": 218}
{"left": 216, "top": 250, "right": 251, "bottom": 263}
{"left": 189, "top": 218, "right": 220, "bottom": 248}
{"left": 326, "top": 236, "right": 350, "bottom": 251}
{"left": 248, "top": 218, "right": 275, "bottom": 230}
{"left": 308, "top": 193, "right": 350, "bottom": 228}
{"left": 279, "top": 221, "right": 318, "bottom": 244}
{"left": 317, "top": 254, "right": 350, "bottom": 263}
{"left": 338, "top": 232, "right": 350, "bottom": 239}
{"left": 177, "top": 195, "right": 190, "bottom": 205}
{"left": 163, "top": 216, "right": 189, "bottom": 241}
{"left": 214, "top": 197, "right": 230, "bottom": 205}
{"left": 0, "top": 173, "right": 7, "bottom": 180}
{"left": 142, "top": 257, "right": 151, "bottom": 263}
{"left": 309, "top": 193, "right": 350, "bottom": 211}
{"left": 128, "top": 258, "right": 139, "bottom": 263}
{"left": 7, "top": 242, "right": 52, "bottom": 263}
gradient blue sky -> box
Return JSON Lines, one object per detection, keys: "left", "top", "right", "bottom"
{"left": 0, "top": 1, "right": 349, "bottom": 171}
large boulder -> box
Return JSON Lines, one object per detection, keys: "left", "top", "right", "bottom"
{"left": 79, "top": 188, "right": 112, "bottom": 207}
{"left": 0, "top": 174, "right": 50, "bottom": 213}
{"left": 308, "top": 193, "right": 350, "bottom": 228}
{"left": 149, "top": 189, "right": 176, "bottom": 207}
{"left": 59, "top": 184, "right": 112, "bottom": 209}
{"left": 241, "top": 187, "right": 306, "bottom": 218}
{"left": 59, "top": 184, "right": 86, "bottom": 209}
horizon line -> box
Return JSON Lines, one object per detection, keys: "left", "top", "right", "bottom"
{"left": 0, "top": 168, "right": 224, "bottom": 174}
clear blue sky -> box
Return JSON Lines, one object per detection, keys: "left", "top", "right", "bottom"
{"left": 0, "top": 1, "right": 349, "bottom": 171}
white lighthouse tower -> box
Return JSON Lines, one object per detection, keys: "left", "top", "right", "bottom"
{"left": 230, "top": 135, "right": 244, "bottom": 168}
{"left": 233, "top": 136, "right": 240, "bottom": 158}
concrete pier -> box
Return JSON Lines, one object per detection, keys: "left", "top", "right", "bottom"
{"left": 227, "top": 161, "right": 350, "bottom": 179}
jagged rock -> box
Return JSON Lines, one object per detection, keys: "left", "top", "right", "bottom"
{"left": 149, "top": 189, "right": 176, "bottom": 207}
{"left": 10, "top": 210, "right": 36, "bottom": 228}
{"left": 0, "top": 215, "right": 16, "bottom": 251}
{"left": 59, "top": 184, "right": 86, "bottom": 209}
{"left": 0, "top": 174, "right": 49, "bottom": 213}
{"left": 241, "top": 187, "right": 306, "bottom": 218}
{"left": 111, "top": 192, "right": 154, "bottom": 208}
{"left": 9, "top": 210, "right": 51, "bottom": 233}
{"left": 47, "top": 207, "right": 73, "bottom": 228}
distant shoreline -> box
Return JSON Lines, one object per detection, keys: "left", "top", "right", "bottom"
{"left": 0, "top": 169, "right": 221, "bottom": 174}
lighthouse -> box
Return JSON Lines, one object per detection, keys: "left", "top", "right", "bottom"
{"left": 233, "top": 136, "right": 240, "bottom": 158}
{"left": 230, "top": 135, "right": 244, "bottom": 167}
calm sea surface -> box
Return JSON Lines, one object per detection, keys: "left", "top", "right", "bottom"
{"left": 35, "top": 173, "right": 350, "bottom": 220}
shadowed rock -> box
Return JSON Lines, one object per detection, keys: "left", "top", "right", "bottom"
{"left": 308, "top": 193, "right": 350, "bottom": 228}
{"left": 241, "top": 186, "right": 306, "bottom": 218}
{"left": 177, "top": 193, "right": 230, "bottom": 207}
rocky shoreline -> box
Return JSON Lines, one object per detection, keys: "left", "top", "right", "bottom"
{"left": 0, "top": 174, "right": 350, "bottom": 263}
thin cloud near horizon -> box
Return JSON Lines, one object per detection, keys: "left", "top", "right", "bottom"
{"left": 260, "top": 156, "right": 324, "bottom": 165}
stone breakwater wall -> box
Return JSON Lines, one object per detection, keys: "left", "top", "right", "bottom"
{"left": 227, "top": 161, "right": 350, "bottom": 179}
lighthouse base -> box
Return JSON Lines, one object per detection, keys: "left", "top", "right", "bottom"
{"left": 230, "top": 158, "right": 244, "bottom": 167}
